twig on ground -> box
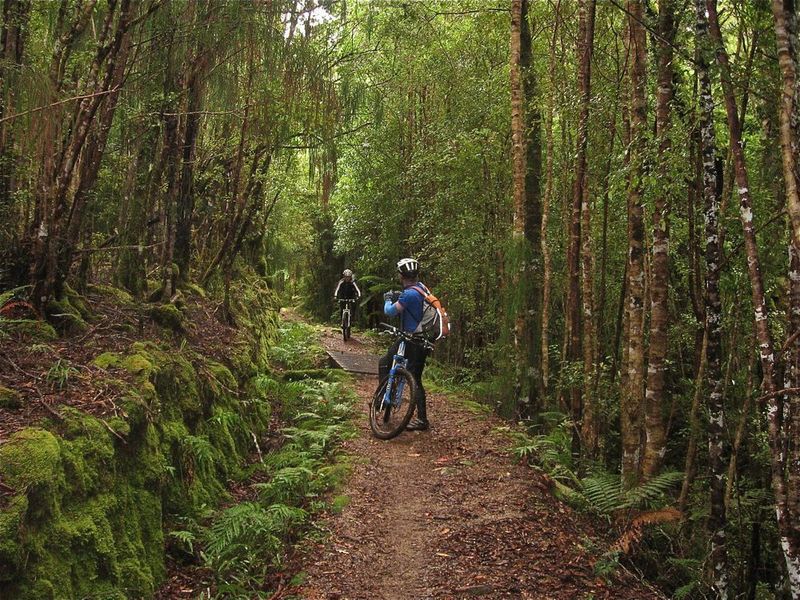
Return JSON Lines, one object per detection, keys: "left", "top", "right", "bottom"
{"left": 0, "top": 354, "right": 41, "bottom": 380}
{"left": 98, "top": 417, "right": 127, "bottom": 444}
{"left": 38, "top": 397, "right": 64, "bottom": 421}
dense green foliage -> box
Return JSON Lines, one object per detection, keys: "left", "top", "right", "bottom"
{"left": 0, "top": 0, "right": 799, "bottom": 596}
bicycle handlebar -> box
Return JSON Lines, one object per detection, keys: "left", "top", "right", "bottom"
{"left": 378, "top": 323, "right": 434, "bottom": 349}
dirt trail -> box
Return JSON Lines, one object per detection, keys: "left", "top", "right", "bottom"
{"left": 289, "top": 327, "right": 661, "bottom": 600}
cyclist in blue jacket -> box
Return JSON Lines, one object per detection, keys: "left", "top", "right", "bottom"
{"left": 380, "top": 257, "right": 431, "bottom": 431}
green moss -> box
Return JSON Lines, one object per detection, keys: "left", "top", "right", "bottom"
{"left": 200, "top": 360, "right": 237, "bottom": 406}
{"left": 93, "top": 352, "right": 122, "bottom": 369}
{"left": 0, "top": 318, "right": 58, "bottom": 341}
{"left": 58, "top": 408, "right": 116, "bottom": 496}
{"left": 87, "top": 283, "right": 136, "bottom": 307}
{"left": 0, "top": 385, "right": 22, "bottom": 409}
{"left": 330, "top": 494, "right": 350, "bottom": 513}
{"left": 0, "top": 428, "right": 62, "bottom": 492}
{"left": 24, "top": 579, "right": 56, "bottom": 599}
{"left": 0, "top": 276, "right": 283, "bottom": 599}
{"left": 181, "top": 281, "right": 207, "bottom": 298}
{"left": 63, "top": 284, "right": 93, "bottom": 321}
{"left": 107, "top": 416, "right": 130, "bottom": 438}
{"left": 45, "top": 297, "right": 88, "bottom": 334}
{"left": 0, "top": 495, "right": 28, "bottom": 578}
{"left": 148, "top": 303, "right": 183, "bottom": 332}
{"left": 121, "top": 352, "right": 154, "bottom": 376}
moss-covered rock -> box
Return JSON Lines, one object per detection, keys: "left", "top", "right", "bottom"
{"left": 148, "top": 303, "right": 183, "bottom": 332}
{"left": 87, "top": 283, "right": 136, "bottom": 307}
{"left": 93, "top": 351, "right": 122, "bottom": 369}
{"left": 0, "top": 385, "right": 22, "bottom": 409}
{"left": 121, "top": 351, "right": 154, "bottom": 376}
{"left": 181, "top": 282, "right": 207, "bottom": 299}
{"left": 0, "top": 495, "right": 28, "bottom": 578}
{"left": 0, "top": 428, "right": 62, "bottom": 492}
{"left": 0, "top": 318, "right": 58, "bottom": 341}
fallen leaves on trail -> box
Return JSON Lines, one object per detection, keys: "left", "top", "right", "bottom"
{"left": 286, "top": 327, "right": 662, "bottom": 600}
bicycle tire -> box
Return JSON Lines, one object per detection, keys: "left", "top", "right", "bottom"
{"left": 341, "top": 311, "right": 349, "bottom": 341}
{"left": 369, "top": 368, "right": 417, "bottom": 440}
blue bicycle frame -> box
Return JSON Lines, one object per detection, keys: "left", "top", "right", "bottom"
{"left": 380, "top": 340, "right": 409, "bottom": 410}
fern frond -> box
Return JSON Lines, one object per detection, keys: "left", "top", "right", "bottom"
{"left": 581, "top": 472, "right": 624, "bottom": 514}
{"left": 622, "top": 471, "right": 683, "bottom": 509}
{"left": 609, "top": 507, "right": 682, "bottom": 554}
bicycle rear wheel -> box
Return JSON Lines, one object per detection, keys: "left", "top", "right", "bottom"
{"left": 369, "top": 368, "right": 417, "bottom": 439}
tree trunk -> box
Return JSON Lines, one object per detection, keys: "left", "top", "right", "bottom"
{"left": 773, "top": 0, "right": 800, "bottom": 251}
{"left": 521, "top": 0, "right": 543, "bottom": 413}
{"left": 0, "top": 0, "right": 31, "bottom": 241}
{"left": 578, "top": 0, "right": 598, "bottom": 457}
{"left": 29, "top": 0, "right": 134, "bottom": 311}
{"left": 173, "top": 64, "right": 207, "bottom": 281}
{"left": 509, "top": 0, "right": 528, "bottom": 412}
{"left": 707, "top": 1, "right": 798, "bottom": 592}
{"left": 621, "top": 0, "right": 647, "bottom": 488}
{"left": 678, "top": 329, "right": 708, "bottom": 514}
{"left": 540, "top": 1, "right": 559, "bottom": 394}
{"left": 564, "top": 0, "right": 594, "bottom": 458}
{"left": 697, "top": 2, "right": 727, "bottom": 592}
{"left": 641, "top": 0, "right": 676, "bottom": 480}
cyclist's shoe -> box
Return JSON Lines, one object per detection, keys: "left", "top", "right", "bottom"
{"left": 406, "top": 418, "right": 429, "bottom": 431}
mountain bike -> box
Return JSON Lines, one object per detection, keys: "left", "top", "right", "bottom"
{"left": 369, "top": 323, "right": 433, "bottom": 439}
{"left": 339, "top": 299, "right": 355, "bottom": 341}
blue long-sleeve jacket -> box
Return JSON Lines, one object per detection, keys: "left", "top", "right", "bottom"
{"left": 384, "top": 283, "right": 427, "bottom": 332}
{"left": 384, "top": 299, "right": 400, "bottom": 317}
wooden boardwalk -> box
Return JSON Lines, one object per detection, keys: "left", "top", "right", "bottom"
{"left": 326, "top": 350, "right": 380, "bottom": 375}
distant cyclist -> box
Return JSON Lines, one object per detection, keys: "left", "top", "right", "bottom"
{"left": 334, "top": 268, "right": 361, "bottom": 313}
{"left": 381, "top": 258, "right": 431, "bottom": 431}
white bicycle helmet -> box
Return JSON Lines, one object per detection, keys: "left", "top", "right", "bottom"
{"left": 396, "top": 258, "right": 419, "bottom": 277}
{"left": 342, "top": 269, "right": 353, "bottom": 279}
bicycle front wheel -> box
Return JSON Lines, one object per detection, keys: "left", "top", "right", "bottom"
{"left": 369, "top": 368, "right": 417, "bottom": 440}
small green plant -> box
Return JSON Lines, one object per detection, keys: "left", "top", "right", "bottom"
{"left": 45, "top": 358, "right": 80, "bottom": 390}
{"left": 28, "top": 342, "right": 54, "bottom": 354}
{"left": 593, "top": 550, "right": 621, "bottom": 582}
{"left": 181, "top": 435, "right": 219, "bottom": 478}
{"left": 168, "top": 529, "right": 197, "bottom": 555}
{"left": 507, "top": 413, "right": 578, "bottom": 486}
